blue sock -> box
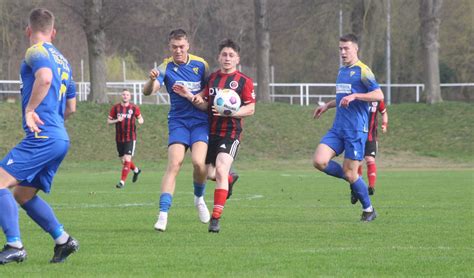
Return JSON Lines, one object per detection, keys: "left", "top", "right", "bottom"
{"left": 0, "top": 189, "right": 21, "bottom": 244}
{"left": 159, "top": 193, "right": 173, "bottom": 212}
{"left": 193, "top": 182, "right": 206, "bottom": 197}
{"left": 323, "top": 160, "right": 346, "bottom": 180}
{"left": 351, "top": 177, "right": 372, "bottom": 209}
{"left": 21, "top": 196, "right": 64, "bottom": 240}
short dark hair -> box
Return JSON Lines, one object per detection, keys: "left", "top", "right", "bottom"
{"left": 218, "top": 39, "right": 240, "bottom": 54}
{"left": 168, "top": 29, "right": 187, "bottom": 42}
{"left": 29, "top": 8, "right": 54, "bottom": 33}
{"left": 339, "top": 33, "right": 358, "bottom": 44}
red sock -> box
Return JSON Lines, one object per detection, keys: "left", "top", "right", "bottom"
{"left": 130, "top": 161, "right": 136, "bottom": 171}
{"left": 228, "top": 174, "right": 233, "bottom": 184}
{"left": 212, "top": 189, "right": 228, "bottom": 219}
{"left": 358, "top": 165, "right": 363, "bottom": 176}
{"left": 121, "top": 161, "right": 131, "bottom": 182}
{"left": 367, "top": 161, "right": 377, "bottom": 188}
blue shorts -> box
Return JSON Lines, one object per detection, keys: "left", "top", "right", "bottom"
{"left": 168, "top": 118, "right": 209, "bottom": 147}
{"left": 320, "top": 128, "right": 367, "bottom": 161}
{"left": 0, "top": 138, "right": 69, "bottom": 193}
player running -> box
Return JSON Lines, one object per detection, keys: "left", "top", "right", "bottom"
{"left": 107, "top": 89, "right": 144, "bottom": 189}
{"left": 0, "top": 8, "right": 78, "bottom": 264}
{"left": 144, "top": 29, "right": 211, "bottom": 232}
{"left": 313, "top": 34, "right": 384, "bottom": 222}
{"left": 174, "top": 39, "right": 256, "bottom": 233}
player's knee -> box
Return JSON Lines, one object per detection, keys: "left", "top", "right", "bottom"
{"left": 313, "top": 157, "right": 328, "bottom": 171}
{"left": 344, "top": 170, "right": 358, "bottom": 184}
{"left": 13, "top": 190, "right": 33, "bottom": 205}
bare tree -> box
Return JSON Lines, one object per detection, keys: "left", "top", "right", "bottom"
{"left": 254, "top": 0, "right": 271, "bottom": 103}
{"left": 83, "top": 0, "right": 108, "bottom": 103}
{"left": 420, "top": 0, "right": 443, "bottom": 104}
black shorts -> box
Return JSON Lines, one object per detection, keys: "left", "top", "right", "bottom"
{"left": 116, "top": 141, "right": 136, "bottom": 157}
{"left": 205, "top": 135, "right": 240, "bottom": 165}
{"left": 364, "top": 139, "right": 378, "bottom": 158}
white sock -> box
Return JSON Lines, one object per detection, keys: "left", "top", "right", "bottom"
{"left": 7, "top": 241, "right": 23, "bottom": 249}
{"left": 55, "top": 231, "right": 70, "bottom": 245}
{"left": 134, "top": 168, "right": 139, "bottom": 173}
{"left": 362, "top": 206, "right": 373, "bottom": 213}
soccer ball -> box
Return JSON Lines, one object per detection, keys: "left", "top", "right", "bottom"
{"left": 213, "top": 88, "right": 241, "bottom": 116}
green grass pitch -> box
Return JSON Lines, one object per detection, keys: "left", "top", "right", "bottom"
{"left": 1, "top": 164, "right": 472, "bottom": 276}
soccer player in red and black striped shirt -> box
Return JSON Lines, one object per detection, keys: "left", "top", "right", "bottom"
{"left": 107, "top": 89, "right": 144, "bottom": 188}
{"left": 358, "top": 100, "right": 388, "bottom": 195}
{"left": 173, "top": 39, "right": 256, "bottom": 232}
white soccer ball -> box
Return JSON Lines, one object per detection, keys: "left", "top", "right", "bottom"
{"left": 213, "top": 88, "right": 241, "bottom": 116}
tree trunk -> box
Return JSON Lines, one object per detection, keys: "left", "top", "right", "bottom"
{"left": 254, "top": 0, "right": 271, "bottom": 103}
{"left": 420, "top": 0, "right": 443, "bottom": 104}
{"left": 350, "top": 0, "right": 380, "bottom": 67}
{"left": 84, "top": 0, "right": 108, "bottom": 103}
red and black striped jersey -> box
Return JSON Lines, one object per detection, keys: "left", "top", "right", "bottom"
{"left": 203, "top": 70, "right": 256, "bottom": 140}
{"left": 109, "top": 103, "right": 141, "bottom": 142}
{"left": 367, "top": 100, "right": 386, "bottom": 142}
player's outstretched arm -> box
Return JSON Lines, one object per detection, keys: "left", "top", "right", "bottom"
{"left": 313, "top": 100, "right": 336, "bottom": 119}
{"left": 25, "top": 68, "right": 52, "bottom": 132}
{"left": 340, "top": 88, "right": 384, "bottom": 107}
{"left": 224, "top": 103, "right": 255, "bottom": 119}
{"left": 143, "top": 69, "right": 161, "bottom": 96}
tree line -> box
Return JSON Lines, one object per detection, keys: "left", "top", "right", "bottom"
{"left": 0, "top": 0, "right": 472, "bottom": 103}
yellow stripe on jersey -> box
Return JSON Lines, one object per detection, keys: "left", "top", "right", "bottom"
{"left": 353, "top": 60, "right": 376, "bottom": 88}
{"left": 34, "top": 132, "right": 49, "bottom": 139}
{"left": 188, "top": 54, "right": 209, "bottom": 78}
{"left": 25, "top": 42, "right": 49, "bottom": 67}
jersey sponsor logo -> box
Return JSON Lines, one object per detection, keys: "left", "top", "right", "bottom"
{"left": 230, "top": 81, "right": 239, "bottom": 90}
{"left": 7, "top": 159, "right": 14, "bottom": 165}
{"left": 175, "top": 81, "right": 202, "bottom": 92}
{"left": 209, "top": 87, "right": 221, "bottom": 96}
{"left": 336, "top": 84, "right": 351, "bottom": 94}
{"left": 193, "top": 67, "right": 199, "bottom": 75}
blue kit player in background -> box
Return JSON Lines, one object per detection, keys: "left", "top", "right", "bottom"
{"left": 0, "top": 8, "right": 79, "bottom": 264}
{"left": 312, "top": 34, "right": 384, "bottom": 222}
{"left": 143, "top": 29, "right": 211, "bottom": 232}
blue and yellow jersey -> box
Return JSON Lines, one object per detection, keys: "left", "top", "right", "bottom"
{"left": 20, "top": 42, "right": 76, "bottom": 140}
{"left": 333, "top": 60, "right": 380, "bottom": 132}
{"left": 156, "top": 54, "right": 209, "bottom": 121}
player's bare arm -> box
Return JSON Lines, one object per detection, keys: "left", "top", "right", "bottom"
{"left": 313, "top": 100, "right": 336, "bottom": 119}
{"left": 65, "top": 98, "right": 76, "bottom": 120}
{"left": 137, "top": 115, "right": 144, "bottom": 125}
{"left": 172, "top": 83, "right": 194, "bottom": 101}
{"left": 107, "top": 114, "right": 123, "bottom": 125}
{"left": 216, "top": 103, "right": 255, "bottom": 118}
{"left": 25, "top": 67, "right": 52, "bottom": 132}
{"left": 340, "top": 88, "right": 384, "bottom": 107}
{"left": 143, "top": 69, "right": 161, "bottom": 96}
{"left": 381, "top": 110, "right": 388, "bottom": 133}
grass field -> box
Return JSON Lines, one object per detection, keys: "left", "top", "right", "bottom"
{"left": 1, "top": 163, "right": 472, "bottom": 277}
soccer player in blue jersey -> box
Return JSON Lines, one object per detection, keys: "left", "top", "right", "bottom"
{"left": 0, "top": 8, "right": 79, "bottom": 264}
{"left": 143, "top": 29, "right": 211, "bottom": 231}
{"left": 312, "top": 34, "right": 384, "bottom": 222}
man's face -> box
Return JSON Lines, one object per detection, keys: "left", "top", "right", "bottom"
{"left": 121, "top": 90, "right": 131, "bottom": 103}
{"left": 169, "top": 37, "right": 189, "bottom": 64}
{"left": 218, "top": 47, "right": 240, "bottom": 73}
{"left": 339, "top": 41, "right": 358, "bottom": 65}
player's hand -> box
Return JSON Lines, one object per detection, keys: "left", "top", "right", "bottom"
{"left": 340, "top": 94, "right": 357, "bottom": 108}
{"left": 192, "top": 94, "right": 204, "bottom": 105}
{"left": 211, "top": 105, "right": 223, "bottom": 117}
{"left": 149, "top": 69, "right": 159, "bottom": 80}
{"left": 172, "top": 83, "right": 194, "bottom": 101}
{"left": 117, "top": 114, "right": 124, "bottom": 122}
{"left": 313, "top": 105, "right": 327, "bottom": 119}
{"left": 381, "top": 123, "right": 387, "bottom": 133}
{"left": 25, "top": 110, "right": 44, "bottom": 133}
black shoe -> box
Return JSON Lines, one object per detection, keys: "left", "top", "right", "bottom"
{"left": 50, "top": 237, "right": 79, "bottom": 263}
{"left": 132, "top": 169, "right": 141, "bottom": 183}
{"left": 360, "top": 209, "right": 377, "bottom": 222}
{"left": 350, "top": 190, "right": 358, "bottom": 205}
{"left": 227, "top": 172, "right": 239, "bottom": 199}
{"left": 116, "top": 181, "right": 124, "bottom": 189}
{"left": 0, "top": 245, "right": 27, "bottom": 265}
{"left": 208, "top": 218, "right": 220, "bottom": 233}
{"left": 368, "top": 187, "right": 375, "bottom": 195}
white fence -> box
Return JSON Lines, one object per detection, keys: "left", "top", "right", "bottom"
{"left": 1, "top": 80, "right": 473, "bottom": 105}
